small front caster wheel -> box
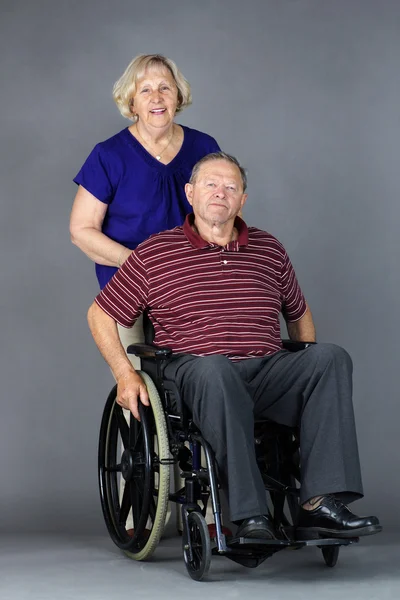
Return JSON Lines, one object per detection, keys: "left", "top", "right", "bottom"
{"left": 183, "top": 511, "right": 211, "bottom": 581}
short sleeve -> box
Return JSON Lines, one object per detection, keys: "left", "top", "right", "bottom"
{"left": 280, "top": 251, "right": 307, "bottom": 322}
{"left": 95, "top": 250, "right": 149, "bottom": 327}
{"left": 73, "top": 144, "right": 115, "bottom": 204}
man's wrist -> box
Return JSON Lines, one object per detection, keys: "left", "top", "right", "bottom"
{"left": 113, "top": 363, "right": 136, "bottom": 381}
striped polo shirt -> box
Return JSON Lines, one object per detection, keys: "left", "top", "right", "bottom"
{"left": 95, "top": 214, "right": 307, "bottom": 360}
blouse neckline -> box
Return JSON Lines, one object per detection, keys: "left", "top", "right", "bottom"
{"left": 122, "top": 125, "right": 190, "bottom": 172}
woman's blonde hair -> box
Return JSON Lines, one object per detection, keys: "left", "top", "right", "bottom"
{"left": 113, "top": 54, "right": 192, "bottom": 121}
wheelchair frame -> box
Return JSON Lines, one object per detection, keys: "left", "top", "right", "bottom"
{"left": 98, "top": 339, "right": 358, "bottom": 580}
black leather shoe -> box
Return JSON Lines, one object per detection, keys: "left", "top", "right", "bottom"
{"left": 236, "top": 515, "right": 276, "bottom": 539}
{"left": 297, "top": 495, "right": 382, "bottom": 539}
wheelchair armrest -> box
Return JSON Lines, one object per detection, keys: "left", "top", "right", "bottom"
{"left": 127, "top": 343, "right": 173, "bottom": 360}
{"left": 281, "top": 340, "right": 316, "bottom": 352}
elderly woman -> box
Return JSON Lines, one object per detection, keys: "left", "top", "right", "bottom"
{"left": 70, "top": 54, "right": 220, "bottom": 355}
{"left": 70, "top": 54, "right": 222, "bottom": 538}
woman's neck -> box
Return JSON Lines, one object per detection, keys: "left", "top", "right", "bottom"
{"left": 133, "top": 121, "right": 174, "bottom": 145}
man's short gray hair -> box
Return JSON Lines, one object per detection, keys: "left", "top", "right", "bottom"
{"left": 189, "top": 152, "right": 248, "bottom": 192}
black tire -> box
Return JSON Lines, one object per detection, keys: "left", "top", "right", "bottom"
{"left": 183, "top": 511, "right": 211, "bottom": 581}
{"left": 322, "top": 545, "right": 339, "bottom": 567}
{"left": 98, "top": 371, "right": 170, "bottom": 560}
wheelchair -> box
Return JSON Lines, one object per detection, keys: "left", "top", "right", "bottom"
{"left": 98, "top": 328, "right": 360, "bottom": 581}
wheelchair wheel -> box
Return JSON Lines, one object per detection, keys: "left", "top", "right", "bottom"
{"left": 183, "top": 511, "right": 211, "bottom": 581}
{"left": 322, "top": 545, "right": 339, "bottom": 567}
{"left": 98, "top": 371, "right": 170, "bottom": 561}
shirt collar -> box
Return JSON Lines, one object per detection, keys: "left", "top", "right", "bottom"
{"left": 183, "top": 213, "right": 249, "bottom": 250}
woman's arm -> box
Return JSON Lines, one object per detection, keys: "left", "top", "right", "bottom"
{"left": 70, "top": 186, "right": 131, "bottom": 267}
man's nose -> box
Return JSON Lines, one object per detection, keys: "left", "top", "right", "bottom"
{"left": 214, "top": 185, "right": 226, "bottom": 198}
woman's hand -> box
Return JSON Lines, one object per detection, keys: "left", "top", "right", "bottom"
{"left": 116, "top": 371, "right": 150, "bottom": 421}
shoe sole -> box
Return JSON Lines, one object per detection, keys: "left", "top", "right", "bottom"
{"left": 296, "top": 524, "right": 382, "bottom": 539}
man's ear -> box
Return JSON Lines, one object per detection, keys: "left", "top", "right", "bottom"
{"left": 185, "top": 183, "right": 194, "bottom": 206}
{"left": 240, "top": 193, "right": 248, "bottom": 209}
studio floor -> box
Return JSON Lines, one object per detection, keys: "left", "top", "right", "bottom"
{"left": 1, "top": 530, "right": 399, "bottom": 600}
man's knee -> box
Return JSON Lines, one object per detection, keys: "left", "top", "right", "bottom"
{"left": 307, "top": 343, "right": 353, "bottom": 373}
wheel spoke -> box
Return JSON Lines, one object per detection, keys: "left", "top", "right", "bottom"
{"left": 130, "top": 415, "right": 143, "bottom": 451}
{"left": 129, "top": 481, "right": 143, "bottom": 528}
{"left": 115, "top": 406, "right": 130, "bottom": 449}
{"left": 135, "top": 477, "right": 145, "bottom": 500}
{"left": 193, "top": 548, "right": 202, "bottom": 566}
{"left": 119, "top": 482, "right": 131, "bottom": 525}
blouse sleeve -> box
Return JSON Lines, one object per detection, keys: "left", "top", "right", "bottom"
{"left": 73, "top": 144, "right": 115, "bottom": 204}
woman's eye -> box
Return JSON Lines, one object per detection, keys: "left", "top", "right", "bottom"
{"left": 141, "top": 88, "right": 150, "bottom": 93}
{"left": 161, "top": 86, "right": 170, "bottom": 91}
{"left": 206, "top": 183, "right": 215, "bottom": 187}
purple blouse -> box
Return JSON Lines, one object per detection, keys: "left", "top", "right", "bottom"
{"left": 74, "top": 125, "right": 220, "bottom": 288}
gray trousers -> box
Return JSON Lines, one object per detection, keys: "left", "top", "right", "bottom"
{"left": 163, "top": 343, "right": 363, "bottom": 522}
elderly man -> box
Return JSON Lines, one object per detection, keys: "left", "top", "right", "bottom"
{"left": 88, "top": 152, "right": 380, "bottom": 540}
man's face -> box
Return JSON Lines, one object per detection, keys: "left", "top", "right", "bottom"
{"left": 185, "top": 160, "right": 247, "bottom": 225}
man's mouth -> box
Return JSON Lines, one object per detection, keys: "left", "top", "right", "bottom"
{"left": 209, "top": 202, "right": 227, "bottom": 208}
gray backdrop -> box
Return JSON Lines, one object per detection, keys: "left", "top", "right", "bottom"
{"left": 1, "top": 0, "right": 398, "bottom": 534}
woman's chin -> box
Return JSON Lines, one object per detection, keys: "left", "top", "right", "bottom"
{"left": 147, "top": 115, "right": 174, "bottom": 128}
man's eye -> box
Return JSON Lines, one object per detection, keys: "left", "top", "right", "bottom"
{"left": 227, "top": 186, "right": 236, "bottom": 191}
{"left": 206, "top": 183, "right": 215, "bottom": 187}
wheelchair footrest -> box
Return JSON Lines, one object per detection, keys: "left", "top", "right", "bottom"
{"left": 216, "top": 537, "right": 289, "bottom": 567}
{"left": 281, "top": 526, "right": 359, "bottom": 546}
{"left": 224, "top": 535, "right": 358, "bottom": 552}
{"left": 226, "top": 537, "right": 294, "bottom": 550}
{"left": 213, "top": 534, "right": 359, "bottom": 569}
{"left": 298, "top": 537, "right": 359, "bottom": 547}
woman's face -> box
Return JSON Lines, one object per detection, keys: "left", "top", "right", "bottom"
{"left": 132, "top": 66, "right": 179, "bottom": 129}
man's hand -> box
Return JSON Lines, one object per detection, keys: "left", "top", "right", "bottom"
{"left": 116, "top": 371, "right": 150, "bottom": 421}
